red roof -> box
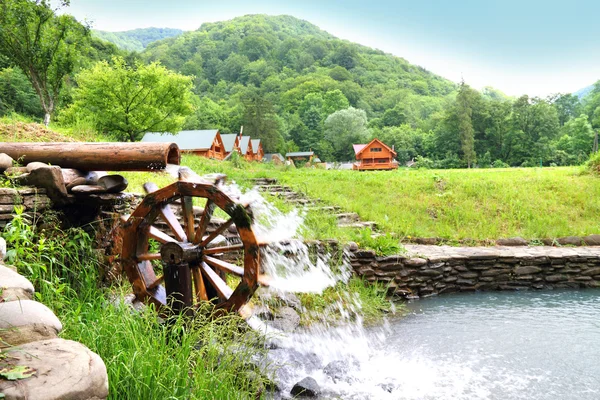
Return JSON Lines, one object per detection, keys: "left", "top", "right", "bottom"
{"left": 353, "top": 144, "right": 366, "bottom": 155}
{"left": 354, "top": 138, "right": 396, "bottom": 157}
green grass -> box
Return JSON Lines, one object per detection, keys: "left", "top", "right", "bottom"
{"left": 1, "top": 209, "right": 270, "bottom": 399}
{"left": 274, "top": 166, "right": 600, "bottom": 241}
{"left": 123, "top": 157, "right": 600, "bottom": 242}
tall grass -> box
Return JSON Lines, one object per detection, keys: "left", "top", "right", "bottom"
{"left": 2, "top": 209, "right": 270, "bottom": 399}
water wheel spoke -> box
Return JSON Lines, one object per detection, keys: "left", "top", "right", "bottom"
{"left": 194, "top": 199, "right": 215, "bottom": 243}
{"left": 144, "top": 182, "right": 187, "bottom": 242}
{"left": 200, "top": 262, "right": 233, "bottom": 300}
{"left": 203, "top": 243, "right": 244, "bottom": 255}
{"left": 137, "top": 253, "right": 161, "bottom": 261}
{"left": 181, "top": 195, "right": 195, "bottom": 242}
{"left": 191, "top": 266, "right": 208, "bottom": 302}
{"left": 199, "top": 218, "right": 234, "bottom": 246}
{"left": 148, "top": 226, "right": 177, "bottom": 244}
{"left": 204, "top": 255, "right": 244, "bottom": 276}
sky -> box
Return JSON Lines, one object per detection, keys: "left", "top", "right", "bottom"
{"left": 60, "top": 0, "right": 600, "bottom": 97}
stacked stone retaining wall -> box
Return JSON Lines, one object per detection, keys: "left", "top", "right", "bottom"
{"left": 349, "top": 244, "right": 600, "bottom": 299}
{"left": 0, "top": 188, "right": 51, "bottom": 229}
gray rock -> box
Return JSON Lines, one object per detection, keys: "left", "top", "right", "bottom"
{"left": 496, "top": 237, "right": 528, "bottom": 246}
{"left": 514, "top": 266, "right": 542, "bottom": 275}
{"left": 557, "top": 236, "right": 583, "bottom": 246}
{"left": 404, "top": 257, "right": 427, "bottom": 267}
{"left": 66, "top": 177, "right": 88, "bottom": 192}
{"left": 323, "top": 358, "right": 359, "bottom": 383}
{"left": 26, "top": 161, "right": 52, "bottom": 172}
{"left": 268, "top": 306, "right": 300, "bottom": 332}
{"left": 17, "top": 165, "right": 68, "bottom": 204}
{"left": 290, "top": 377, "right": 320, "bottom": 397}
{"left": 0, "top": 338, "right": 109, "bottom": 400}
{"left": 0, "top": 236, "right": 6, "bottom": 260}
{"left": 0, "top": 153, "right": 13, "bottom": 172}
{"left": 0, "top": 264, "right": 34, "bottom": 301}
{"left": 583, "top": 235, "right": 600, "bottom": 246}
{"left": 98, "top": 175, "right": 128, "bottom": 193}
{"left": 0, "top": 299, "right": 62, "bottom": 347}
{"left": 70, "top": 184, "right": 107, "bottom": 194}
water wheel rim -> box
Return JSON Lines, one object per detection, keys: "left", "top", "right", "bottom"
{"left": 121, "top": 180, "right": 260, "bottom": 314}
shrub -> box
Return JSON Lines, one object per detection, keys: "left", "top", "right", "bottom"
{"left": 492, "top": 159, "right": 510, "bottom": 168}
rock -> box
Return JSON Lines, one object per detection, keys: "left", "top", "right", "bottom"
{"left": 26, "top": 161, "right": 52, "bottom": 172}
{"left": 268, "top": 306, "right": 300, "bottom": 332}
{"left": 583, "top": 235, "right": 600, "bottom": 246}
{"left": 514, "top": 266, "right": 542, "bottom": 275}
{"left": 70, "top": 184, "right": 107, "bottom": 194}
{"left": 290, "top": 377, "right": 320, "bottom": 397}
{"left": 0, "top": 236, "right": 6, "bottom": 260}
{"left": 404, "top": 257, "right": 427, "bottom": 267}
{"left": 98, "top": 175, "right": 128, "bottom": 193}
{"left": 0, "top": 153, "right": 14, "bottom": 172}
{"left": 0, "top": 338, "right": 109, "bottom": 400}
{"left": 66, "top": 177, "right": 88, "bottom": 192}
{"left": 557, "top": 236, "right": 583, "bottom": 246}
{"left": 0, "top": 300, "right": 62, "bottom": 347}
{"left": 323, "top": 358, "right": 359, "bottom": 383}
{"left": 414, "top": 237, "right": 439, "bottom": 245}
{"left": 18, "top": 165, "right": 67, "bottom": 204}
{"left": 0, "top": 264, "right": 34, "bottom": 301}
{"left": 346, "top": 241, "right": 359, "bottom": 251}
{"left": 496, "top": 237, "right": 528, "bottom": 246}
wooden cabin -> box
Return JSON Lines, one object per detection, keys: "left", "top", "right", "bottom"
{"left": 264, "top": 153, "right": 285, "bottom": 165}
{"left": 352, "top": 138, "right": 398, "bottom": 170}
{"left": 286, "top": 151, "right": 314, "bottom": 165}
{"left": 239, "top": 136, "right": 254, "bottom": 161}
{"left": 251, "top": 139, "right": 264, "bottom": 162}
{"left": 220, "top": 133, "right": 241, "bottom": 158}
{"left": 142, "top": 129, "right": 226, "bottom": 160}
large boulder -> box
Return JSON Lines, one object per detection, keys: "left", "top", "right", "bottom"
{"left": 0, "top": 264, "right": 34, "bottom": 301}
{"left": 18, "top": 165, "right": 68, "bottom": 204}
{"left": 0, "top": 338, "right": 109, "bottom": 400}
{"left": 0, "top": 300, "right": 62, "bottom": 347}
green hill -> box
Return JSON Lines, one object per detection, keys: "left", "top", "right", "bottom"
{"left": 139, "top": 14, "right": 456, "bottom": 156}
{"left": 92, "top": 27, "right": 184, "bottom": 52}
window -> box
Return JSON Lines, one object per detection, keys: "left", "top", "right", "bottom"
{"left": 377, "top": 159, "right": 387, "bottom": 163}
{"left": 370, "top": 147, "right": 382, "bottom": 152}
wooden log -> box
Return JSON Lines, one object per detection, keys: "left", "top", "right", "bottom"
{"left": 0, "top": 142, "right": 180, "bottom": 171}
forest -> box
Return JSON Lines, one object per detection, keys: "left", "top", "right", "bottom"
{"left": 1, "top": 4, "right": 599, "bottom": 167}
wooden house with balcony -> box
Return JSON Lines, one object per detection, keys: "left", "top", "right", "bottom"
{"left": 142, "top": 129, "right": 226, "bottom": 160}
{"left": 251, "top": 139, "right": 264, "bottom": 161}
{"left": 352, "top": 138, "right": 398, "bottom": 170}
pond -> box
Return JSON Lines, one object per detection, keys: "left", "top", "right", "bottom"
{"left": 270, "top": 290, "right": 600, "bottom": 399}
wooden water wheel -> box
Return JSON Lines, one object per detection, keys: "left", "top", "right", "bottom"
{"left": 120, "top": 173, "right": 265, "bottom": 315}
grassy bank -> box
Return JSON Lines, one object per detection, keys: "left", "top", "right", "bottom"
{"left": 123, "top": 157, "right": 600, "bottom": 242}
{"left": 2, "top": 209, "right": 269, "bottom": 399}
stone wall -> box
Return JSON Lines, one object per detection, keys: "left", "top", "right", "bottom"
{"left": 0, "top": 187, "right": 51, "bottom": 229}
{"left": 348, "top": 244, "right": 600, "bottom": 299}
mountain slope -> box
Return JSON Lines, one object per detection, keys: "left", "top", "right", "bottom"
{"left": 92, "top": 27, "right": 184, "bottom": 52}
{"left": 137, "top": 14, "right": 457, "bottom": 155}
{"left": 574, "top": 84, "right": 594, "bottom": 99}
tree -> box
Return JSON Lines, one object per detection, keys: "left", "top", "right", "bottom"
{"left": 324, "top": 107, "right": 369, "bottom": 161}
{"left": 455, "top": 81, "right": 477, "bottom": 168}
{"left": 0, "top": 0, "right": 89, "bottom": 125}
{"left": 242, "top": 89, "right": 283, "bottom": 153}
{"left": 64, "top": 57, "right": 194, "bottom": 142}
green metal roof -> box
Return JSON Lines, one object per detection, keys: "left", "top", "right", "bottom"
{"left": 142, "top": 130, "right": 219, "bottom": 150}
{"left": 239, "top": 136, "right": 251, "bottom": 154}
{"left": 220, "top": 134, "right": 239, "bottom": 152}
{"left": 286, "top": 151, "right": 314, "bottom": 157}
{"left": 251, "top": 139, "right": 261, "bottom": 154}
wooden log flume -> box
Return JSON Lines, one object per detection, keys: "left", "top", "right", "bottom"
{"left": 0, "top": 142, "right": 180, "bottom": 171}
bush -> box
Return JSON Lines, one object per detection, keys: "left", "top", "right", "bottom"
{"left": 491, "top": 159, "right": 510, "bottom": 168}
{"left": 414, "top": 155, "right": 434, "bottom": 169}
{"left": 586, "top": 152, "right": 600, "bottom": 174}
